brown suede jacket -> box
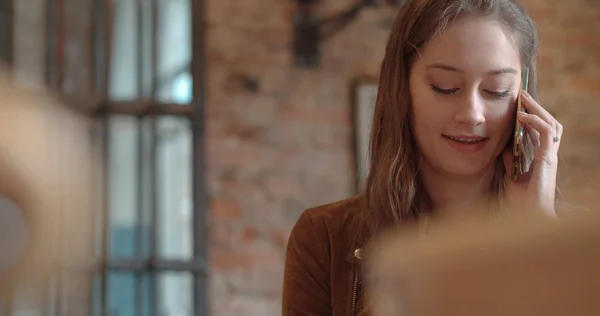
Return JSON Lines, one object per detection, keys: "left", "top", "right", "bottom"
{"left": 282, "top": 196, "right": 368, "bottom": 316}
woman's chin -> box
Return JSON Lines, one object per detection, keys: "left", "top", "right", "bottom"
{"left": 439, "top": 161, "right": 495, "bottom": 179}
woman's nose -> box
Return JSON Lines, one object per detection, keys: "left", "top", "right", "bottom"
{"left": 453, "top": 93, "right": 486, "bottom": 126}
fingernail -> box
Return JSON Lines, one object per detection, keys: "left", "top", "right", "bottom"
{"left": 522, "top": 91, "right": 531, "bottom": 98}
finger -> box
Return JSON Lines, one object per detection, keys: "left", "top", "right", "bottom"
{"left": 517, "top": 112, "right": 555, "bottom": 150}
{"left": 555, "top": 120, "right": 564, "bottom": 141}
{"left": 524, "top": 124, "right": 540, "bottom": 147}
{"left": 521, "top": 92, "right": 564, "bottom": 147}
{"left": 521, "top": 91, "right": 555, "bottom": 125}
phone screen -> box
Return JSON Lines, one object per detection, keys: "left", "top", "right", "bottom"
{"left": 511, "top": 67, "right": 529, "bottom": 181}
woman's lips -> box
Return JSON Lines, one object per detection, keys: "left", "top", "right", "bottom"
{"left": 442, "top": 134, "right": 489, "bottom": 153}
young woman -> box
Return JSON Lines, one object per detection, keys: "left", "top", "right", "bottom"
{"left": 282, "top": 0, "right": 563, "bottom": 315}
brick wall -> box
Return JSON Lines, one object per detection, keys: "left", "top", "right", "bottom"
{"left": 205, "top": 0, "right": 600, "bottom": 315}
{"left": 205, "top": 2, "right": 390, "bottom": 315}
{"left": 528, "top": 1, "right": 600, "bottom": 206}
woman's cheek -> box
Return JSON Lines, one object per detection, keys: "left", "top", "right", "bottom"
{"left": 487, "top": 98, "right": 516, "bottom": 123}
{"left": 484, "top": 101, "right": 516, "bottom": 141}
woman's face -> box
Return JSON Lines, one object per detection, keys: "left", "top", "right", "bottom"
{"left": 409, "top": 16, "right": 522, "bottom": 178}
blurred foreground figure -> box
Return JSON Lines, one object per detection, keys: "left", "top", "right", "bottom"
{"left": 365, "top": 212, "right": 600, "bottom": 316}
{"left": 0, "top": 72, "right": 95, "bottom": 308}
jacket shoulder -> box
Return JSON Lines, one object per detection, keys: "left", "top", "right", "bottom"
{"left": 300, "top": 195, "right": 363, "bottom": 229}
{"left": 283, "top": 196, "right": 365, "bottom": 314}
{"left": 291, "top": 195, "right": 366, "bottom": 253}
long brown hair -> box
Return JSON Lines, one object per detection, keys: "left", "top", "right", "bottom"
{"left": 361, "top": 0, "right": 540, "bottom": 238}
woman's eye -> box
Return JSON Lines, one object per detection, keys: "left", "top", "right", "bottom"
{"left": 430, "top": 85, "right": 459, "bottom": 95}
{"left": 485, "top": 89, "right": 512, "bottom": 99}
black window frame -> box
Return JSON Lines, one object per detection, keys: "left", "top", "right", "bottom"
{"left": 42, "top": 0, "right": 209, "bottom": 315}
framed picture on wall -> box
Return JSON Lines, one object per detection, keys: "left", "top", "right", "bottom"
{"left": 352, "top": 78, "right": 379, "bottom": 193}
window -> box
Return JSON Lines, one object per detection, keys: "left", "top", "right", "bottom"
{"left": 0, "top": 0, "right": 11, "bottom": 64}
{"left": 42, "top": 0, "right": 207, "bottom": 315}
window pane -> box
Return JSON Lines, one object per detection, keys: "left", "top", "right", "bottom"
{"left": 158, "top": 272, "right": 193, "bottom": 316}
{"left": 156, "top": 117, "right": 193, "bottom": 260}
{"left": 107, "top": 272, "right": 153, "bottom": 316}
{"left": 109, "top": 0, "right": 141, "bottom": 100}
{"left": 105, "top": 272, "right": 192, "bottom": 316}
{"left": 109, "top": 0, "right": 192, "bottom": 102}
{"left": 108, "top": 116, "right": 139, "bottom": 258}
{"left": 157, "top": 71, "right": 192, "bottom": 104}
{"left": 138, "top": 118, "right": 154, "bottom": 257}
{"left": 156, "top": 0, "right": 192, "bottom": 104}
{"left": 107, "top": 116, "right": 152, "bottom": 259}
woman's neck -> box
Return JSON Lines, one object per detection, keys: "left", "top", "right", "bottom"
{"left": 419, "top": 163, "right": 495, "bottom": 219}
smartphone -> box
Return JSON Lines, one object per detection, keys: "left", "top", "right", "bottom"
{"left": 512, "top": 67, "right": 529, "bottom": 181}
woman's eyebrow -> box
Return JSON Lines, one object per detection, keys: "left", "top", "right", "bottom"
{"left": 426, "top": 63, "right": 518, "bottom": 75}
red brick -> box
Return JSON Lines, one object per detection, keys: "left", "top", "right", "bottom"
{"left": 279, "top": 104, "right": 350, "bottom": 125}
{"left": 222, "top": 124, "right": 268, "bottom": 143}
{"left": 262, "top": 172, "right": 303, "bottom": 198}
{"left": 210, "top": 222, "right": 235, "bottom": 248}
{"left": 240, "top": 225, "right": 260, "bottom": 244}
{"left": 211, "top": 249, "right": 253, "bottom": 272}
{"left": 211, "top": 198, "right": 243, "bottom": 219}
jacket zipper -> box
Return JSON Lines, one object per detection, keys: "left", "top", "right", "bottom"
{"left": 351, "top": 264, "right": 359, "bottom": 315}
